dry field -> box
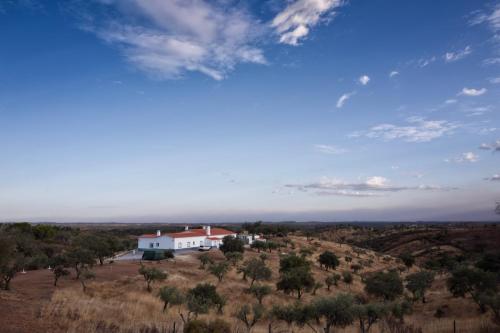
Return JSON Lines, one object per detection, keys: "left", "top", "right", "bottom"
{"left": 1, "top": 236, "right": 497, "bottom": 333}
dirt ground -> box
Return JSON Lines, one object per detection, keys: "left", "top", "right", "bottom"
{"left": 0, "top": 260, "right": 143, "bottom": 333}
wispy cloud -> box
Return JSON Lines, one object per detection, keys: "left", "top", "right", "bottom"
{"left": 417, "top": 56, "right": 436, "bottom": 68}
{"left": 314, "top": 144, "right": 348, "bottom": 154}
{"left": 489, "top": 77, "right": 500, "bottom": 84}
{"left": 484, "top": 174, "right": 500, "bottom": 181}
{"left": 359, "top": 75, "right": 370, "bottom": 85}
{"left": 350, "top": 117, "right": 459, "bottom": 143}
{"left": 285, "top": 176, "right": 456, "bottom": 197}
{"left": 469, "top": 4, "right": 500, "bottom": 32}
{"left": 271, "top": 0, "right": 343, "bottom": 46}
{"left": 444, "top": 46, "right": 472, "bottom": 62}
{"left": 445, "top": 152, "right": 479, "bottom": 163}
{"left": 479, "top": 140, "right": 500, "bottom": 152}
{"left": 459, "top": 87, "right": 487, "bottom": 96}
{"left": 79, "top": 0, "right": 267, "bottom": 80}
{"left": 336, "top": 91, "right": 355, "bottom": 108}
{"left": 389, "top": 71, "right": 399, "bottom": 78}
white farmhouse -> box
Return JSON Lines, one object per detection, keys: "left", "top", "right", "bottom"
{"left": 138, "top": 226, "right": 236, "bottom": 251}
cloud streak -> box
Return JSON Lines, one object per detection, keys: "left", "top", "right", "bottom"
{"left": 350, "top": 117, "right": 459, "bottom": 143}
{"left": 285, "top": 176, "right": 456, "bottom": 197}
{"left": 336, "top": 91, "right": 355, "bottom": 108}
{"left": 444, "top": 46, "right": 472, "bottom": 62}
{"left": 459, "top": 87, "right": 487, "bottom": 96}
{"left": 271, "top": 0, "right": 343, "bottom": 45}
{"left": 314, "top": 144, "right": 348, "bottom": 154}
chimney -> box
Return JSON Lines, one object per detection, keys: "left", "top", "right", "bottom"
{"left": 206, "top": 226, "right": 211, "bottom": 236}
{"left": 185, "top": 226, "right": 189, "bottom": 231}
{"left": 202, "top": 226, "right": 207, "bottom": 230}
{"left": 156, "top": 230, "right": 161, "bottom": 237}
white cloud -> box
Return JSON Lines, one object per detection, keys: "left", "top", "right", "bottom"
{"left": 336, "top": 91, "right": 355, "bottom": 108}
{"left": 418, "top": 56, "right": 436, "bottom": 68}
{"left": 389, "top": 71, "right": 399, "bottom": 77}
{"left": 484, "top": 174, "right": 500, "bottom": 181}
{"left": 483, "top": 58, "right": 500, "bottom": 66}
{"left": 444, "top": 46, "right": 472, "bottom": 62}
{"left": 479, "top": 140, "right": 500, "bottom": 152}
{"left": 314, "top": 144, "right": 348, "bottom": 154}
{"left": 285, "top": 176, "right": 456, "bottom": 197}
{"left": 271, "top": 0, "right": 343, "bottom": 45}
{"left": 470, "top": 4, "right": 500, "bottom": 32}
{"left": 79, "top": 0, "right": 267, "bottom": 80}
{"left": 446, "top": 152, "right": 479, "bottom": 163}
{"left": 459, "top": 87, "right": 487, "bottom": 96}
{"left": 445, "top": 99, "right": 458, "bottom": 104}
{"left": 350, "top": 117, "right": 459, "bottom": 143}
{"left": 489, "top": 77, "right": 500, "bottom": 84}
{"left": 359, "top": 75, "right": 370, "bottom": 85}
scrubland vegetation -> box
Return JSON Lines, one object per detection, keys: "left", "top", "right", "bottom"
{"left": 1, "top": 222, "right": 500, "bottom": 333}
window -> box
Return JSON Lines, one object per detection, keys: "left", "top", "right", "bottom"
{"left": 200, "top": 240, "right": 203, "bottom": 246}
{"left": 178, "top": 242, "right": 182, "bottom": 249}
{"left": 156, "top": 242, "right": 160, "bottom": 247}
{"left": 149, "top": 243, "right": 154, "bottom": 248}
{"left": 187, "top": 242, "right": 191, "bottom": 247}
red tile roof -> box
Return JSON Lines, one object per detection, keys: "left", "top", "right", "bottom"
{"left": 139, "top": 228, "right": 235, "bottom": 239}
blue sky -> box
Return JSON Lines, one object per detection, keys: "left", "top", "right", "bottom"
{"left": 1, "top": 0, "right": 499, "bottom": 222}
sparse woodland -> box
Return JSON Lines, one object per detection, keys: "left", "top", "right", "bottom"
{"left": 1, "top": 222, "right": 500, "bottom": 333}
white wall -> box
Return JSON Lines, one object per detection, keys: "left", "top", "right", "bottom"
{"left": 173, "top": 236, "right": 206, "bottom": 249}
{"left": 138, "top": 233, "right": 237, "bottom": 250}
{"left": 138, "top": 236, "right": 174, "bottom": 250}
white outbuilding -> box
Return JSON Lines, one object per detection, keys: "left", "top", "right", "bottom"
{"left": 138, "top": 226, "right": 236, "bottom": 251}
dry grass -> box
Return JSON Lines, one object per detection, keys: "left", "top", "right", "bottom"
{"left": 40, "top": 236, "right": 497, "bottom": 333}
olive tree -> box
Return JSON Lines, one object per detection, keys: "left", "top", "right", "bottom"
{"left": 246, "top": 284, "right": 272, "bottom": 304}
{"left": 209, "top": 261, "right": 230, "bottom": 282}
{"left": 235, "top": 303, "right": 264, "bottom": 333}
{"left": 138, "top": 264, "right": 167, "bottom": 292}
{"left": 158, "top": 286, "right": 184, "bottom": 312}
{"left": 364, "top": 271, "right": 403, "bottom": 301}
{"left": 405, "top": 270, "right": 435, "bottom": 303}
{"left": 318, "top": 251, "right": 340, "bottom": 271}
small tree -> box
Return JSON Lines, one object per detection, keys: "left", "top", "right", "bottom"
{"left": 312, "top": 282, "right": 324, "bottom": 295}
{"left": 240, "top": 258, "right": 272, "bottom": 286}
{"left": 399, "top": 252, "right": 415, "bottom": 271}
{"left": 0, "top": 236, "right": 23, "bottom": 291}
{"left": 325, "top": 273, "right": 341, "bottom": 290}
{"left": 259, "top": 253, "right": 268, "bottom": 263}
{"left": 158, "top": 286, "right": 184, "bottom": 312}
{"left": 185, "top": 283, "right": 225, "bottom": 319}
{"left": 235, "top": 303, "right": 264, "bottom": 333}
{"left": 251, "top": 241, "right": 267, "bottom": 253}
{"left": 198, "top": 253, "right": 214, "bottom": 270}
{"left": 353, "top": 302, "right": 388, "bottom": 333}
{"left": 342, "top": 271, "right": 353, "bottom": 286}
{"left": 139, "top": 265, "right": 167, "bottom": 292}
{"left": 312, "top": 294, "right": 355, "bottom": 333}
{"left": 246, "top": 284, "right": 272, "bottom": 304}
{"left": 318, "top": 251, "right": 340, "bottom": 271}
{"left": 219, "top": 236, "right": 244, "bottom": 254}
{"left": 50, "top": 254, "right": 70, "bottom": 287}
{"left": 224, "top": 251, "right": 243, "bottom": 267}
{"left": 447, "top": 266, "right": 497, "bottom": 312}
{"left": 277, "top": 266, "right": 315, "bottom": 299}
{"left": 78, "top": 268, "right": 95, "bottom": 293}
{"left": 209, "top": 261, "right": 230, "bottom": 282}
{"left": 364, "top": 271, "right": 403, "bottom": 301}
{"left": 405, "top": 271, "right": 435, "bottom": 303}
{"left": 66, "top": 247, "right": 95, "bottom": 280}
